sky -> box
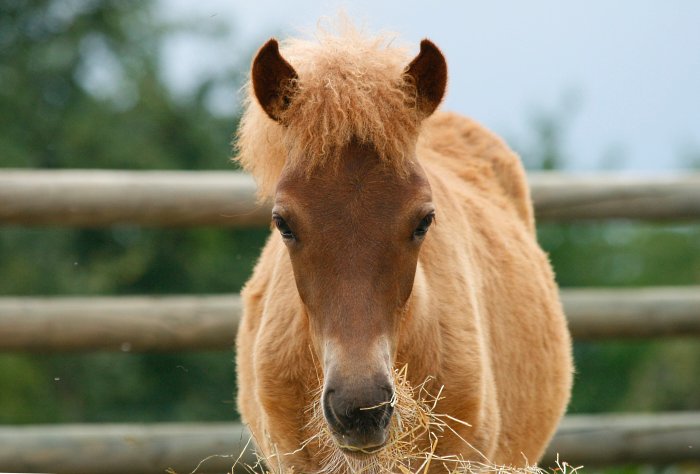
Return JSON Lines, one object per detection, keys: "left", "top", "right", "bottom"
{"left": 159, "top": 1, "right": 700, "bottom": 171}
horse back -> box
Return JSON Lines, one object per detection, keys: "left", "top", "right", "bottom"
{"left": 418, "top": 112, "right": 535, "bottom": 234}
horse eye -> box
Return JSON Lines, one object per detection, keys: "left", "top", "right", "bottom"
{"left": 413, "top": 212, "right": 435, "bottom": 239}
{"left": 273, "top": 215, "right": 295, "bottom": 240}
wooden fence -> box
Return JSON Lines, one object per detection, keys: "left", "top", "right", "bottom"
{"left": 2, "top": 170, "right": 700, "bottom": 226}
{"left": 1, "top": 169, "right": 699, "bottom": 473}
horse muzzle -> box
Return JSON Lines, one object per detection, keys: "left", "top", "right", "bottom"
{"left": 322, "top": 384, "right": 395, "bottom": 453}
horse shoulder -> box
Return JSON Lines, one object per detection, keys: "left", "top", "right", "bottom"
{"left": 236, "top": 234, "right": 279, "bottom": 440}
{"left": 239, "top": 233, "right": 310, "bottom": 379}
{"left": 238, "top": 234, "right": 278, "bottom": 337}
{"left": 237, "top": 234, "right": 318, "bottom": 465}
{"left": 418, "top": 112, "right": 535, "bottom": 234}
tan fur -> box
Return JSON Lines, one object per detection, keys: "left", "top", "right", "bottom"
{"left": 236, "top": 24, "right": 420, "bottom": 199}
{"left": 235, "top": 24, "right": 572, "bottom": 473}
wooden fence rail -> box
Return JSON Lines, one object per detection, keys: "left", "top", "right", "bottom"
{"left": 2, "top": 170, "right": 700, "bottom": 226}
{"left": 562, "top": 287, "right": 700, "bottom": 339}
{"left": 0, "top": 422, "right": 254, "bottom": 474}
{"left": 1, "top": 413, "right": 698, "bottom": 473}
{"left": 1, "top": 287, "right": 699, "bottom": 352}
{"left": 549, "top": 412, "right": 700, "bottom": 467}
{"left": 0, "top": 295, "right": 242, "bottom": 352}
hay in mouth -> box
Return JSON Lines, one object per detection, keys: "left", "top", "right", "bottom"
{"left": 234, "top": 366, "right": 580, "bottom": 474}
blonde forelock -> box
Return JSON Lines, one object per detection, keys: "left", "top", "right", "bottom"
{"left": 235, "top": 21, "right": 422, "bottom": 199}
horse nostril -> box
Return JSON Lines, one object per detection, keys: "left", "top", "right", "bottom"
{"left": 384, "top": 386, "right": 396, "bottom": 406}
{"left": 323, "top": 389, "right": 348, "bottom": 432}
{"left": 377, "top": 397, "right": 394, "bottom": 429}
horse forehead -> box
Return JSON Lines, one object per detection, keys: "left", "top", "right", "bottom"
{"left": 276, "top": 143, "right": 429, "bottom": 213}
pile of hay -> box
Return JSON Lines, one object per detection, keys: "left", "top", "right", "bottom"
{"left": 231, "top": 366, "right": 579, "bottom": 474}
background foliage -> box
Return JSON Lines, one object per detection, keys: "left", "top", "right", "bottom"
{"left": 1, "top": 0, "right": 699, "bottom": 427}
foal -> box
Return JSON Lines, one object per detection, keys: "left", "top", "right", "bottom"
{"left": 236, "top": 27, "right": 572, "bottom": 473}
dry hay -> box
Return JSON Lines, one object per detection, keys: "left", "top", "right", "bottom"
{"left": 172, "top": 366, "right": 579, "bottom": 474}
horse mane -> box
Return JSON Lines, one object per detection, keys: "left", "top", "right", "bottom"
{"left": 235, "top": 21, "right": 422, "bottom": 199}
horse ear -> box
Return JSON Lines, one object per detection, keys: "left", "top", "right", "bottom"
{"left": 404, "top": 39, "right": 447, "bottom": 117}
{"left": 252, "top": 38, "right": 298, "bottom": 122}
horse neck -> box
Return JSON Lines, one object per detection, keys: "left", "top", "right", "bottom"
{"left": 395, "top": 206, "right": 486, "bottom": 390}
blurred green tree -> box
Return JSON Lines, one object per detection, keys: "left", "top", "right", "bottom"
{"left": 0, "top": 0, "right": 266, "bottom": 423}
{"left": 514, "top": 100, "right": 700, "bottom": 414}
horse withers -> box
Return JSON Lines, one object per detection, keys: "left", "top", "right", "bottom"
{"left": 235, "top": 26, "right": 572, "bottom": 473}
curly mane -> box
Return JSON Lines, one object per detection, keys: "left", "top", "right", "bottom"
{"left": 235, "top": 23, "right": 422, "bottom": 199}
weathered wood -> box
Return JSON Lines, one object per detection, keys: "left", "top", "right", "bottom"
{"left": 528, "top": 172, "right": 700, "bottom": 221}
{"left": 543, "top": 412, "right": 700, "bottom": 467}
{"left": 0, "top": 170, "right": 268, "bottom": 227}
{"left": 561, "top": 286, "right": 700, "bottom": 340}
{"left": 0, "top": 287, "right": 698, "bottom": 352}
{"left": 0, "top": 295, "right": 242, "bottom": 352}
{"left": 0, "top": 414, "right": 698, "bottom": 472}
{"left": 2, "top": 170, "right": 700, "bottom": 226}
{"left": 0, "top": 423, "right": 256, "bottom": 474}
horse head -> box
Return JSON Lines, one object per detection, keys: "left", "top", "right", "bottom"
{"left": 250, "top": 38, "right": 447, "bottom": 453}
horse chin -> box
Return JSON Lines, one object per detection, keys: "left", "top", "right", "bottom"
{"left": 331, "top": 431, "right": 389, "bottom": 459}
